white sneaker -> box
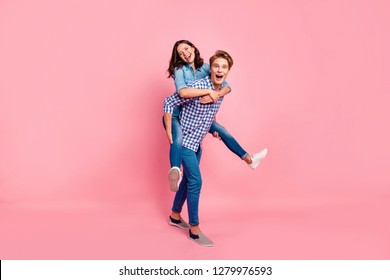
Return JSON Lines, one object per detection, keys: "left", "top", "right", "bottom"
{"left": 168, "top": 166, "right": 182, "bottom": 192}
{"left": 248, "top": 148, "right": 268, "bottom": 170}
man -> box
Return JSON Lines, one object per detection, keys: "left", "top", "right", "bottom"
{"left": 163, "top": 50, "right": 234, "bottom": 246}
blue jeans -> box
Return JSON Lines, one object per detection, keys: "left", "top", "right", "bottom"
{"left": 162, "top": 115, "right": 183, "bottom": 168}
{"left": 163, "top": 116, "right": 248, "bottom": 168}
{"left": 208, "top": 121, "right": 249, "bottom": 160}
{"left": 172, "top": 147, "right": 202, "bottom": 226}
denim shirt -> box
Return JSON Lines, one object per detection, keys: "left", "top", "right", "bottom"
{"left": 171, "top": 63, "right": 231, "bottom": 117}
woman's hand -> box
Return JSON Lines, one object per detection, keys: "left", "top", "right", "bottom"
{"left": 200, "top": 95, "right": 213, "bottom": 104}
{"left": 209, "top": 90, "right": 220, "bottom": 102}
{"left": 200, "top": 90, "right": 219, "bottom": 104}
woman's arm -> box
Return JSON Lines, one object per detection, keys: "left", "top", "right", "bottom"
{"left": 200, "top": 85, "right": 231, "bottom": 104}
{"left": 220, "top": 79, "right": 232, "bottom": 96}
{"left": 174, "top": 66, "right": 219, "bottom": 100}
{"left": 179, "top": 87, "right": 219, "bottom": 100}
{"left": 218, "top": 85, "right": 231, "bottom": 97}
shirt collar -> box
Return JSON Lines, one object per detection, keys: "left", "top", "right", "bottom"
{"left": 184, "top": 63, "right": 204, "bottom": 72}
{"left": 205, "top": 76, "right": 221, "bottom": 91}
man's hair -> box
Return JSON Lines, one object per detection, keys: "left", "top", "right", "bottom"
{"left": 209, "top": 50, "right": 233, "bottom": 69}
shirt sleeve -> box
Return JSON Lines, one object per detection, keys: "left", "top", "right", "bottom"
{"left": 222, "top": 80, "right": 232, "bottom": 92}
{"left": 173, "top": 67, "right": 187, "bottom": 92}
{"left": 163, "top": 91, "right": 192, "bottom": 113}
{"left": 203, "top": 63, "right": 211, "bottom": 75}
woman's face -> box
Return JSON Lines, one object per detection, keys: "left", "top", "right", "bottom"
{"left": 176, "top": 43, "right": 195, "bottom": 65}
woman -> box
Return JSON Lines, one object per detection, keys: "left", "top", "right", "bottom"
{"left": 164, "top": 40, "right": 267, "bottom": 194}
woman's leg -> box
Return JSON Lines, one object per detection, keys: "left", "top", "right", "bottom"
{"left": 162, "top": 115, "right": 184, "bottom": 191}
{"left": 169, "top": 116, "right": 183, "bottom": 168}
{"left": 169, "top": 117, "right": 184, "bottom": 190}
{"left": 209, "top": 121, "right": 268, "bottom": 169}
{"left": 209, "top": 121, "right": 249, "bottom": 160}
{"left": 162, "top": 115, "right": 183, "bottom": 168}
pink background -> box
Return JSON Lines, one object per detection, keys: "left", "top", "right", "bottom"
{"left": 1, "top": 0, "right": 389, "bottom": 259}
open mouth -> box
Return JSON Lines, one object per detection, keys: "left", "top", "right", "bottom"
{"left": 215, "top": 75, "right": 223, "bottom": 80}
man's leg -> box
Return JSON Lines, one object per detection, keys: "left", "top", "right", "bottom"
{"left": 181, "top": 147, "right": 213, "bottom": 246}
{"left": 181, "top": 147, "right": 202, "bottom": 227}
{"left": 171, "top": 171, "right": 188, "bottom": 213}
{"left": 169, "top": 172, "right": 190, "bottom": 230}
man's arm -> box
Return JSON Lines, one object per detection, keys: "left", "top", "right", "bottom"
{"left": 163, "top": 113, "right": 173, "bottom": 144}
{"left": 163, "top": 92, "right": 191, "bottom": 144}
{"left": 211, "top": 114, "right": 222, "bottom": 140}
{"left": 163, "top": 92, "right": 191, "bottom": 113}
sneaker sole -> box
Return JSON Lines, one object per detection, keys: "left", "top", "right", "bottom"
{"left": 188, "top": 235, "right": 214, "bottom": 247}
{"left": 169, "top": 220, "right": 190, "bottom": 230}
{"left": 168, "top": 169, "right": 180, "bottom": 192}
{"left": 250, "top": 149, "right": 268, "bottom": 170}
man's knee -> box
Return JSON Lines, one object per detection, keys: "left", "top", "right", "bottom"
{"left": 187, "top": 176, "right": 202, "bottom": 193}
{"left": 194, "top": 176, "right": 202, "bottom": 188}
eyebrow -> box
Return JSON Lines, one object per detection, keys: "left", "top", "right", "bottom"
{"left": 212, "top": 63, "right": 228, "bottom": 66}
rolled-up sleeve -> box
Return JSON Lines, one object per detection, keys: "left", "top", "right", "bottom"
{"left": 163, "top": 92, "right": 190, "bottom": 113}
{"left": 222, "top": 80, "right": 232, "bottom": 92}
{"left": 174, "top": 68, "right": 187, "bottom": 92}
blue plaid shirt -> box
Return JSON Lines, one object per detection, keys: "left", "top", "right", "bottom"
{"left": 164, "top": 76, "right": 224, "bottom": 152}
{"left": 171, "top": 64, "right": 231, "bottom": 117}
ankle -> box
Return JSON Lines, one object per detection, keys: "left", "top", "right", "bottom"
{"left": 171, "top": 212, "right": 181, "bottom": 220}
{"left": 244, "top": 155, "right": 252, "bottom": 164}
{"left": 190, "top": 226, "right": 200, "bottom": 235}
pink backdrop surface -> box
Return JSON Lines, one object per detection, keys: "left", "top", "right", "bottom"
{"left": 0, "top": 0, "right": 389, "bottom": 259}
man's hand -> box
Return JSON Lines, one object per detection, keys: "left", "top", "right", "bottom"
{"left": 212, "top": 131, "right": 222, "bottom": 140}
{"left": 163, "top": 113, "right": 173, "bottom": 144}
{"left": 166, "top": 131, "right": 173, "bottom": 144}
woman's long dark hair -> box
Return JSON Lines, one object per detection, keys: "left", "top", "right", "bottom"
{"left": 167, "top": 40, "right": 204, "bottom": 78}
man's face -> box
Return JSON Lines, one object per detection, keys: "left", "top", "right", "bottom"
{"left": 210, "top": 58, "right": 230, "bottom": 88}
